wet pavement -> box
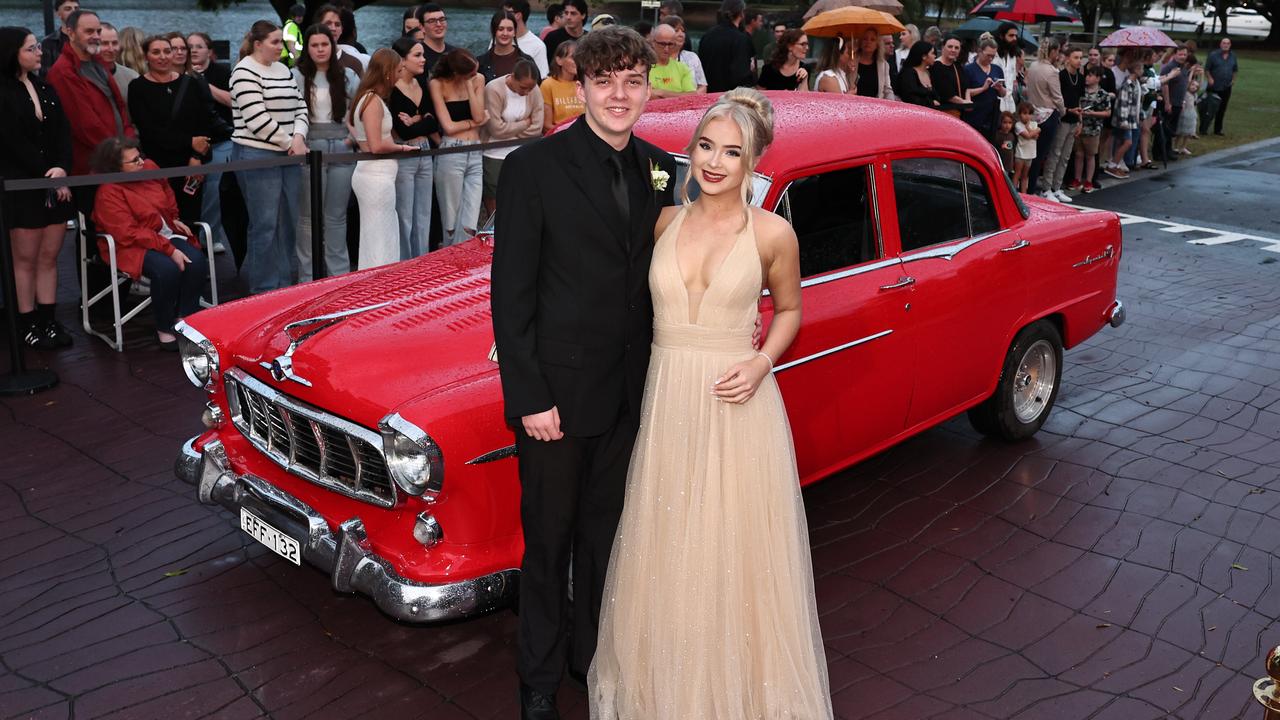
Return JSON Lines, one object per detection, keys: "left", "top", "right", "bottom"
{"left": 4, "top": 140, "right": 1280, "bottom": 719}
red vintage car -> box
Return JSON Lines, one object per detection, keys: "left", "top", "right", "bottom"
{"left": 174, "top": 93, "right": 1124, "bottom": 622}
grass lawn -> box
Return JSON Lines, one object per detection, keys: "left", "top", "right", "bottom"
{"left": 1186, "top": 49, "right": 1280, "bottom": 155}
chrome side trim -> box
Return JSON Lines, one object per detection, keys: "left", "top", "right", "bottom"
{"left": 181, "top": 437, "right": 518, "bottom": 622}
{"left": 900, "top": 229, "right": 1011, "bottom": 264}
{"left": 466, "top": 444, "right": 519, "bottom": 465}
{"left": 796, "top": 257, "right": 901, "bottom": 290}
{"left": 774, "top": 330, "right": 893, "bottom": 373}
{"left": 263, "top": 301, "right": 393, "bottom": 387}
{"left": 226, "top": 368, "right": 396, "bottom": 508}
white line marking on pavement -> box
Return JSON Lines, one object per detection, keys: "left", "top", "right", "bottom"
{"left": 1081, "top": 209, "right": 1280, "bottom": 253}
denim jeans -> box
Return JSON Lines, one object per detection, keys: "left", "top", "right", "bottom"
{"left": 142, "top": 237, "right": 208, "bottom": 332}
{"left": 233, "top": 143, "right": 300, "bottom": 293}
{"left": 200, "top": 140, "right": 232, "bottom": 251}
{"left": 1028, "top": 110, "right": 1059, "bottom": 195}
{"left": 435, "top": 137, "right": 482, "bottom": 246}
{"left": 297, "top": 136, "right": 355, "bottom": 281}
{"left": 394, "top": 149, "right": 434, "bottom": 259}
{"left": 1124, "top": 127, "right": 1141, "bottom": 168}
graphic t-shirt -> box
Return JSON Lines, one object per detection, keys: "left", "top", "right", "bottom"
{"left": 650, "top": 60, "right": 694, "bottom": 94}
{"left": 539, "top": 76, "right": 584, "bottom": 128}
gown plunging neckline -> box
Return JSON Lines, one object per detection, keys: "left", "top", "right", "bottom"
{"left": 669, "top": 207, "right": 753, "bottom": 325}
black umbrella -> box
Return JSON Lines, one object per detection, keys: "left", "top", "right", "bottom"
{"left": 952, "top": 16, "right": 1040, "bottom": 49}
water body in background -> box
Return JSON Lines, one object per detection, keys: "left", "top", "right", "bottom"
{"left": 0, "top": 1, "right": 541, "bottom": 59}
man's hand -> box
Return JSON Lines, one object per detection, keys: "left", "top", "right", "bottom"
{"left": 522, "top": 407, "right": 563, "bottom": 442}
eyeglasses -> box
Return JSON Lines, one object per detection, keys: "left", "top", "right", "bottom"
{"left": 123, "top": 153, "right": 145, "bottom": 166}
{"left": 654, "top": 41, "right": 677, "bottom": 48}
{"left": 794, "top": 41, "right": 810, "bottom": 47}
{"left": 22, "top": 44, "right": 39, "bottom": 53}
{"left": 423, "top": 16, "right": 447, "bottom": 25}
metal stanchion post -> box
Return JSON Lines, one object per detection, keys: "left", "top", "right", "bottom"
{"left": 1255, "top": 645, "right": 1280, "bottom": 719}
{"left": 0, "top": 179, "right": 59, "bottom": 395}
{"left": 308, "top": 149, "right": 325, "bottom": 281}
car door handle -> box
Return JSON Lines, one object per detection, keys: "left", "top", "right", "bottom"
{"left": 1000, "top": 239, "right": 1030, "bottom": 252}
{"left": 878, "top": 276, "right": 915, "bottom": 291}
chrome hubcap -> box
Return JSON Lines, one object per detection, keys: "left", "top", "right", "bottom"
{"left": 1012, "top": 340, "right": 1056, "bottom": 424}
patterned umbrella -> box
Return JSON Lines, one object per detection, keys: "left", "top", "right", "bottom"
{"left": 801, "top": 6, "right": 906, "bottom": 37}
{"left": 1098, "top": 26, "right": 1177, "bottom": 48}
{"left": 803, "top": 0, "right": 906, "bottom": 21}
{"left": 970, "top": 0, "right": 1081, "bottom": 23}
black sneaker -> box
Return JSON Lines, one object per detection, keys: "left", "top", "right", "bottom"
{"left": 24, "top": 324, "right": 58, "bottom": 351}
{"left": 44, "top": 319, "right": 73, "bottom": 348}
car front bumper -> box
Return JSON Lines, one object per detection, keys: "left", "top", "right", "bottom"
{"left": 175, "top": 437, "right": 518, "bottom": 623}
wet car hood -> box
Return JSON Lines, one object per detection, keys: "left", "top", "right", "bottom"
{"left": 224, "top": 241, "right": 498, "bottom": 425}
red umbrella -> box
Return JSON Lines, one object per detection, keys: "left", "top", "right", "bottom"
{"left": 1098, "top": 26, "right": 1177, "bottom": 48}
{"left": 970, "top": 0, "right": 1080, "bottom": 23}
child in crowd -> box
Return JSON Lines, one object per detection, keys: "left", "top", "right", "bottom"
{"left": 1174, "top": 77, "right": 1200, "bottom": 155}
{"left": 1013, "top": 102, "right": 1040, "bottom": 193}
{"left": 995, "top": 111, "right": 1016, "bottom": 176}
{"left": 1106, "top": 60, "right": 1142, "bottom": 179}
{"left": 1072, "top": 66, "right": 1112, "bottom": 193}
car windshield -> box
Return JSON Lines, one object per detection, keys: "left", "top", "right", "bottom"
{"left": 477, "top": 156, "right": 771, "bottom": 234}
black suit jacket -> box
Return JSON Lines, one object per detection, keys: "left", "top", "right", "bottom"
{"left": 491, "top": 117, "right": 676, "bottom": 437}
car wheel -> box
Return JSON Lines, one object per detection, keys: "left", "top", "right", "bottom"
{"left": 967, "top": 320, "right": 1063, "bottom": 441}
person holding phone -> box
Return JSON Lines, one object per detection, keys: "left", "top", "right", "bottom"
{"left": 129, "top": 33, "right": 229, "bottom": 224}
{"left": 963, "top": 36, "right": 1006, "bottom": 140}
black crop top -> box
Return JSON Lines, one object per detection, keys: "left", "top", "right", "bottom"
{"left": 389, "top": 87, "right": 440, "bottom": 140}
{"left": 445, "top": 99, "right": 472, "bottom": 123}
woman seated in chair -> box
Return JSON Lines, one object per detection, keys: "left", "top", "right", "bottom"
{"left": 91, "top": 136, "right": 209, "bottom": 351}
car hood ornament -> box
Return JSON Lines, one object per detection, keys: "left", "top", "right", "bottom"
{"left": 260, "top": 302, "right": 393, "bottom": 387}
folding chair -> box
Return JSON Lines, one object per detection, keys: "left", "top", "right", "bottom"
{"left": 79, "top": 214, "right": 219, "bottom": 352}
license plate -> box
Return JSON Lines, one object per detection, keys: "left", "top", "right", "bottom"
{"left": 240, "top": 508, "right": 301, "bottom": 565}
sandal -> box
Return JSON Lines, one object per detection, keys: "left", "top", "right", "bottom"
{"left": 1143, "top": 161, "right": 1159, "bottom": 169}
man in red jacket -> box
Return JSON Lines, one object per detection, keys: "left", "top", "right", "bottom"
{"left": 47, "top": 8, "right": 137, "bottom": 299}
{"left": 46, "top": 9, "right": 134, "bottom": 177}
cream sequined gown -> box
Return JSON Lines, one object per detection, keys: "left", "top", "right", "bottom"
{"left": 588, "top": 206, "right": 833, "bottom": 719}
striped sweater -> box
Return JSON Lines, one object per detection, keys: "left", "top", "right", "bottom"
{"left": 230, "top": 56, "right": 308, "bottom": 151}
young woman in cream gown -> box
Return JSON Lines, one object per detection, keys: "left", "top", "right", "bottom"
{"left": 588, "top": 88, "right": 833, "bottom": 719}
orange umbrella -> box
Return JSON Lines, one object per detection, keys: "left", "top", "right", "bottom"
{"left": 801, "top": 6, "right": 906, "bottom": 38}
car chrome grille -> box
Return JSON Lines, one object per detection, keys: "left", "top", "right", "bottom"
{"left": 225, "top": 368, "right": 396, "bottom": 507}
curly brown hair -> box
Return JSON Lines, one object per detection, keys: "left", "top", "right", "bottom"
{"left": 572, "top": 25, "right": 655, "bottom": 80}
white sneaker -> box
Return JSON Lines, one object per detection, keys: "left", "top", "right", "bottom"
{"left": 1055, "top": 190, "right": 1074, "bottom": 203}
{"left": 1040, "top": 190, "right": 1059, "bottom": 202}
{"left": 1116, "top": 161, "right": 1130, "bottom": 173}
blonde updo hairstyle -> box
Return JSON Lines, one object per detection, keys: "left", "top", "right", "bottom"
{"left": 681, "top": 87, "right": 775, "bottom": 207}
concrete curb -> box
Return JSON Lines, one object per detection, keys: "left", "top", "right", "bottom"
{"left": 1085, "top": 134, "right": 1280, "bottom": 194}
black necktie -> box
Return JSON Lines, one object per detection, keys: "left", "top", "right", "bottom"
{"left": 606, "top": 154, "right": 629, "bottom": 227}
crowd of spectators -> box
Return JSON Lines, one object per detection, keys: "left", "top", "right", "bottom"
{"left": 0, "top": 0, "right": 1244, "bottom": 353}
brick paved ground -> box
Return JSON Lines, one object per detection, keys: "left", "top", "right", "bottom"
{"left": 3, "top": 199, "right": 1280, "bottom": 718}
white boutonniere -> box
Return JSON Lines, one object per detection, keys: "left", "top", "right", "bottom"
{"left": 650, "top": 160, "right": 669, "bottom": 192}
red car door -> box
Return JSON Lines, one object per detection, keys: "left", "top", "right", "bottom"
{"left": 763, "top": 161, "right": 915, "bottom": 483}
{"left": 882, "top": 154, "right": 1028, "bottom": 430}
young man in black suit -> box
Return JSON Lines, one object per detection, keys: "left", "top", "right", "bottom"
{"left": 490, "top": 26, "right": 677, "bottom": 720}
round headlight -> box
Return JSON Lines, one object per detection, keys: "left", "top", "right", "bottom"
{"left": 379, "top": 413, "right": 444, "bottom": 499}
{"left": 178, "top": 337, "right": 213, "bottom": 388}
{"left": 386, "top": 433, "right": 431, "bottom": 493}
{"left": 175, "top": 321, "right": 219, "bottom": 390}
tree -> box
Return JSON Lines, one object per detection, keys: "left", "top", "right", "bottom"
{"left": 1257, "top": 0, "right": 1280, "bottom": 43}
